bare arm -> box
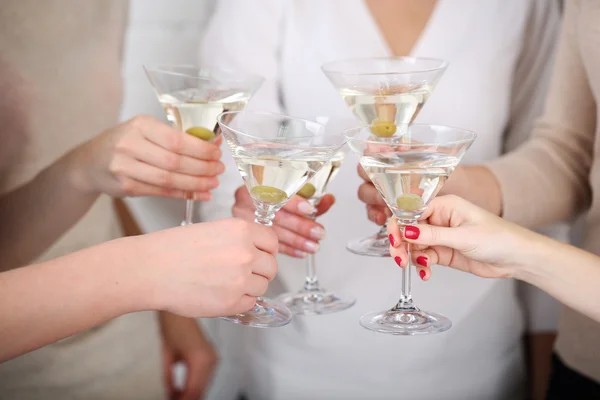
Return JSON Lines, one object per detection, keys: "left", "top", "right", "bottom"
{"left": 0, "top": 218, "right": 280, "bottom": 363}
{"left": 389, "top": 196, "right": 600, "bottom": 325}
{"left": 0, "top": 237, "right": 145, "bottom": 362}
{"left": 0, "top": 150, "right": 99, "bottom": 271}
{"left": 519, "top": 236, "right": 600, "bottom": 325}
{"left": 0, "top": 115, "right": 224, "bottom": 271}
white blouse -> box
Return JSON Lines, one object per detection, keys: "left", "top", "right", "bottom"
{"left": 198, "top": 1, "right": 563, "bottom": 399}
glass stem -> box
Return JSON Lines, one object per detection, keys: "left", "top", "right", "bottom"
{"left": 182, "top": 199, "right": 195, "bottom": 226}
{"left": 393, "top": 219, "right": 418, "bottom": 311}
{"left": 377, "top": 223, "right": 388, "bottom": 238}
{"left": 253, "top": 204, "right": 276, "bottom": 303}
{"left": 304, "top": 210, "right": 320, "bottom": 292}
{"left": 304, "top": 253, "right": 319, "bottom": 291}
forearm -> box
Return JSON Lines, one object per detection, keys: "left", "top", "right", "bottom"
{"left": 0, "top": 149, "right": 99, "bottom": 270}
{"left": 518, "top": 234, "right": 600, "bottom": 323}
{"left": 447, "top": 165, "right": 503, "bottom": 216}
{"left": 0, "top": 236, "right": 153, "bottom": 362}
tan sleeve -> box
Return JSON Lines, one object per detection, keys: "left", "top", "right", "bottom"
{"left": 501, "top": 0, "right": 560, "bottom": 153}
{"left": 485, "top": 0, "right": 595, "bottom": 228}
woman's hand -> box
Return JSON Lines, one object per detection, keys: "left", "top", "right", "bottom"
{"left": 387, "top": 195, "right": 538, "bottom": 281}
{"left": 357, "top": 164, "right": 391, "bottom": 225}
{"left": 68, "top": 115, "right": 224, "bottom": 200}
{"left": 232, "top": 185, "right": 335, "bottom": 258}
{"left": 132, "top": 218, "right": 279, "bottom": 318}
{"left": 159, "top": 312, "right": 217, "bottom": 400}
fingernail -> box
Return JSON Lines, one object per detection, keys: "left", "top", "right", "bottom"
{"left": 388, "top": 234, "right": 396, "bottom": 247}
{"left": 310, "top": 226, "right": 326, "bottom": 240}
{"left": 294, "top": 250, "right": 307, "bottom": 258}
{"left": 419, "top": 270, "right": 426, "bottom": 280}
{"left": 217, "top": 163, "right": 225, "bottom": 174}
{"left": 298, "top": 201, "right": 316, "bottom": 215}
{"left": 404, "top": 226, "right": 420, "bottom": 240}
{"left": 304, "top": 241, "right": 320, "bottom": 253}
{"left": 416, "top": 256, "right": 428, "bottom": 267}
{"left": 394, "top": 256, "right": 402, "bottom": 268}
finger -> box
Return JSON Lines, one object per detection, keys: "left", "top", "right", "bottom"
{"left": 115, "top": 157, "right": 219, "bottom": 192}
{"left": 315, "top": 194, "right": 335, "bottom": 216}
{"left": 358, "top": 182, "right": 387, "bottom": 207}
{"left": 233, "top": 206, "right": 322, "bottom": 253}
{"left": 282, "top": 195, "right": 318, "bottom": 217}
{"left": 367, "top": 204, "right": 389, "bottom": 225}
{"left": 387, "top": 218, "right": 402, "bottom": 248}
{"left": 234, "top": 185, "right": 255, "bottom": 207}
{"left": 402, "top": 223, "right": 470, "bottom": 252}
{"left": 139, "top": 119, "right": 222, "bottom": 160}
{"left": 413, "top": 245, "right": 473, "bottom": 274}
{"left": 232, "top": 295, "right": 257, "bottom": 314}
{"left": 249, "top": 250, "right": 278, "bottom": 281}
{"left": 131, "top": 138, "right": 225, "bottom": 176}
{"left": 278, "top": 242, "right": 307, "bottom": 258}
{"left": 118, "top": 177, "right": 211, "bottom": 200}
{"left": 273, "top": 209, "right": 326, "bottom": 242}
{"left": 162, "top": 343, "right": 176, "bottom": 400}
{"left": 231, "top": 202, "right": 255, "bottom": 222}
{"left": 413, "top": 250, "right": 433, "bottom": 282}
{"left": 180, "top": 358, "right": 204, "bottom": 400}
{"left": 272, "top": 225, "right": 320, "bottom": 254}
{"left": 389, "top": 244, "right": 409, "bottom": 269}
{"left": 357, "top": 163, "right": 370, "bottom": 182}
{"left": 250, "top": 223, "right": 279, "bottom": 256}
{"left": 245, "top": 274, "right": 270, "bottom": 297}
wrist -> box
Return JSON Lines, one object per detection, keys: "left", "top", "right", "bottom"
{"left": 462, "top": 165, "right": 503, "bottom": 216}
{"left": 62, "top": 142, "right": 101, "bottom": 197}
{"left": 100, "top": 236, "right": 165, "bottom": 314}
{"left": 510, "top": 228, "right": 558, "bottom": 285}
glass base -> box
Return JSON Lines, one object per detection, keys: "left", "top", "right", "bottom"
{"left": 220, "top": 297, "right": 292, "bottom": 328}
{"left": 277, "top": 289, "right": 355, "bottom": 316}
{"left": 359, "top": 308, "right": 452, "bottom": 335}
{"left": 346, "top": 231, "right": 391, "bottom": 257}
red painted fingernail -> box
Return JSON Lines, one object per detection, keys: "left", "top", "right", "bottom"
{"left": 394, "top": 256, "right": 402, "bottom": 267}
{"left": 404, "top": 226, "right": 420, "bottom": 239}
{"left": 419, "top": 270, "right": 426, "bottom": 280}
{"left": 389, "top": 234, "right": 396, "bottom": 247}
{"left": 416, "top": 256, "right": 428, "bottom": 267}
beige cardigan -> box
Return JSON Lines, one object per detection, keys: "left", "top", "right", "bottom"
{"left": 0, "top": 2, "right": 163, "bottom": 399}
{"left": 488, "top": 0, "right": 600, "bottom": 383}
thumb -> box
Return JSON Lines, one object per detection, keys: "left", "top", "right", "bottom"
{"left": 403, "top": 224, "right": 470, "bottom": 252}
{"left": 315, "top": 194, "right": 335, "bottom": 216}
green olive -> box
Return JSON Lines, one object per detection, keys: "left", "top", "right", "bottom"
{"left": 369, "top": 120, "right": 397, "bottom": 137}
{"left": 186, "top": 126, "right": 215, "bottom": 141}
{"left": 396, "top": 194, "right": 424, "bottom": 211}
{"left": 297, "top": 183, "right": 316, "bottom": 199}
{"left": 251, "top": 185, "right": 287, "bottom": 204}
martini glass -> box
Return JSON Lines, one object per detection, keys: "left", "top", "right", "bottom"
{"left": 217, "top": 111, "right": 346, "bottom": 327}
{"left": 322, "top": 57, "right": 447, "bottom": 257}
{"left": 144, "top": 65, "right": 263, "bottom": 226}
{"left": 277, "top": 117, "right": 356, "bottom": 315}
{"left": 345, "top": 124, "right": 476, "bottom": 335}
